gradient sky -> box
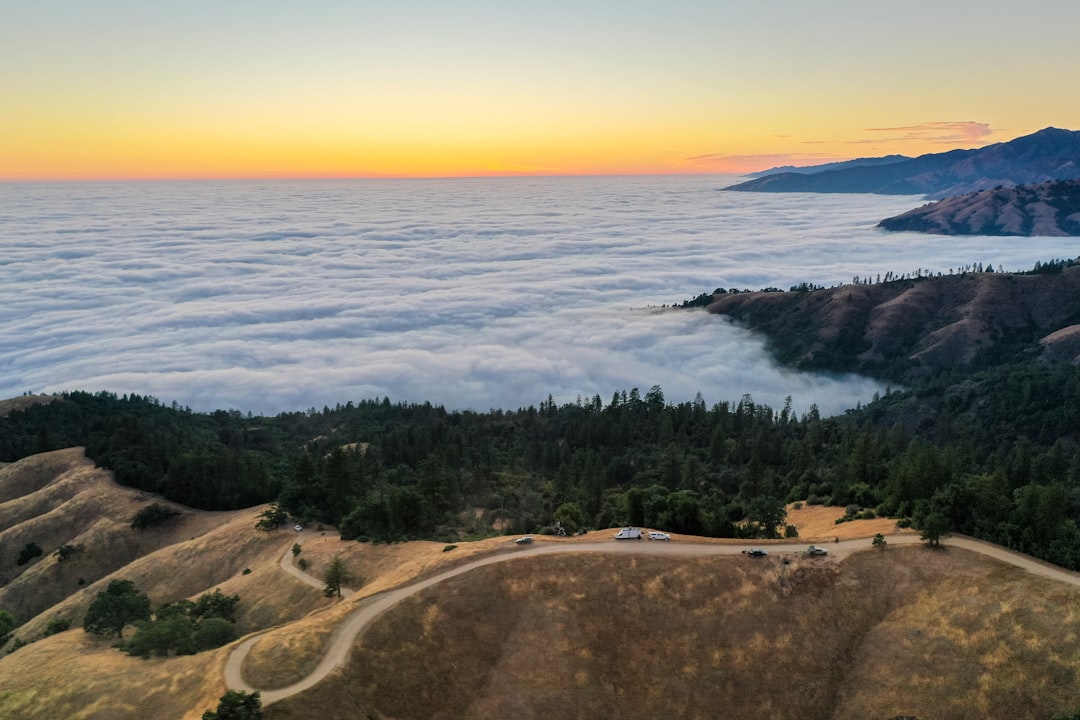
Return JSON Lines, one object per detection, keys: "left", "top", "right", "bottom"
{"left": 3, "top": 0, "right": 1079, "bottom": 180}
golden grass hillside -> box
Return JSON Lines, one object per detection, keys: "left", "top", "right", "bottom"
{"left": 2, "top": 448, "right": 1078, "bottom": 720}
{"left": 265, "top": 546, "right": 1080, "bottom": 720}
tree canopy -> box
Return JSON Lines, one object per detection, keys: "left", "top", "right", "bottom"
{"left": 83, "top": 580, "right": 151, "bottom": 638}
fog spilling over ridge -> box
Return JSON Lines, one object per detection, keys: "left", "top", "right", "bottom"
{"left": 3, "top": 175, "right": 1078, "bottom": 416}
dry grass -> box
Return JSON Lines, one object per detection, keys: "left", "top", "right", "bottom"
{"left": 0, "top": 394, "right": 56, "bottom": 419}
{"left": 264, "top": 546, "right": 1080, "bottom": 720}
{"left": 4, "top": 448, "right": 1080, "bottom": 720}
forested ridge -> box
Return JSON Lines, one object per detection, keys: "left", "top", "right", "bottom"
{"left": 3, "top": 354, "right": 1080, "bottom": 569}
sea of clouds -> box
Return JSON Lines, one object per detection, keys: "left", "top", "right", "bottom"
{"left": 3, "top": 175, "right": 1078, "bottom": 417}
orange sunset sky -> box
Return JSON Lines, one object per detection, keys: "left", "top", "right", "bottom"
{"left": 2, "top": 0, "right": 1079, "bottom": 181}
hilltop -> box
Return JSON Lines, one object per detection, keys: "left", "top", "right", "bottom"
{"left": 724, "top": 127, "right": 1080, "bottom": 199}
{"left": 704, "top": 262, "right": 1080, "bottom": 381}
{"left": 5, "top": 448, "right": 1080, "bottom": 719}
{"left": 878, "top": 178, "right": 1080, "bottom": 236}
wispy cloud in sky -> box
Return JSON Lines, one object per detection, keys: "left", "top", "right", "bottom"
{"left": 864, "top": 121, "right": 995, "bottom": 145}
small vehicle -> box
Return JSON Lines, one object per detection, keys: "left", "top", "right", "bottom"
{"left": 515, "top": 536, "right": 534, "bottom": 545}
{"left": 293, "top": 524, "right": 303, "bottom": 532}
{"left": 648, "top": 531, "right": 671, "bottom": 541}
{"left": 745, "top": 548, "right": 768, "bottom": 557}
{"left": 614, "top": 527, "right": 643, "bottom": 540}
{"left": 806, "top": 545, "right": 828, "bottom": 556}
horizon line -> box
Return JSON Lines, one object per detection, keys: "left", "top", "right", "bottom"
{"left": 0, "top": 169, "right": 754, "bottom": 184}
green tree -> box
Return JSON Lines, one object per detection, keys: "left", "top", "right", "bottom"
{"left": 553, "top": 502, "right": 586, "bottom": 534}
{"left": 746, "top": 496, "right": 787, "bottom": 539}
{"left": 0, "top": 609, "right": 16, "bottom": 640}
{"left": 323, "top": 554, "right": 350, "bottom": 598}
{"left": 192, "top": 589, "right": 240, "bottom": 623}
{"left": 202, "top": 690, "right": 262, "bottom": 720}
{"left": 920, "top": 512, "right": 950, "bottom": 548}
{"left": 291, "top": 542, "right": 302, "bottom": 557}
{"left": 872, "top": 533, "right": 887, "bottom": 549}
{"left": 192, "top": 617, "right": 238, "bottom": 652}
{"left": 83, "top": 579, "right": 151, "bottom": 638}
{"left": 255, "top": 502, "right": 287, "bottom": 531}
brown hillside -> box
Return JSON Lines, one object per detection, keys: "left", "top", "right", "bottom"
{"left": 1, "top": 448, "right": 1077, "bottom": 720}
{"left": 0, "top": 449, "right": 330, "bottom": 641}
{"left": 706, "top": 266, "right": 1080, "bottom": 380}
{"left": 0, "top": 394, "right": 56, "bottom": 419}
{"left": 879, "top": 179, "right": 1080, "bottom": 236}
{"left": 263, "top": 546, "right": 1080, "bottom": 720}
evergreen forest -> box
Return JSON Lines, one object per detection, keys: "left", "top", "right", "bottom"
{"left": 3, "top": 354, "right": 1080, "bottom": 570}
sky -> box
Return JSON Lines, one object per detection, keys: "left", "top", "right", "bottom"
{"left": 3, "top": 0, "right": 1079, "bottom": 180}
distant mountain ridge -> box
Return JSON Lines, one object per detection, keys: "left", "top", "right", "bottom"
{"left": 744, "top": 154, "right": 910, "bottom": 178}
{"left": 878, "top": 179, "right": 1080, "bottom": 236}
{"left": 725, "top": 127, "right": 1080, "bottom": 199}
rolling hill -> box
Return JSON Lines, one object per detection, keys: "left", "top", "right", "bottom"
{"left": 4, "top": 447, "right": 1080, "bottom": 719}
{"left": 878, "top": 178, "right": 1080, "bottom": 236}
{"left": 704, "top": 263, "right": 1080, "bottom": 381}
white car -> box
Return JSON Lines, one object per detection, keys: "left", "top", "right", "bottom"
{"left": 648, "top": 531, "right": 671, "bottom": 541}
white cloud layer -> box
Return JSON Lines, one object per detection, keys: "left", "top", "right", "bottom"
{"left": 2, "top": 176, "right": 1078, "bottom": 417}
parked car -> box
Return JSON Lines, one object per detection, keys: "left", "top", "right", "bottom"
{"left": 293, "top": 524, "right": 303, "bottom": 532}
{"left": 806, "top": 545, "right": 828, "bottom": 556}
{"left": 515, "top": 536, "right": 534, "bottom": 545}
{"left": 648, "top": 531, "right": 671, "bottom": 541}
{"left": 745, "top": 548, "right": 768, "bottom": 557}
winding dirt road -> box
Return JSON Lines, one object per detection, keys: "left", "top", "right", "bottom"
{"left": 223, "top": 532, "right": 1080, "bottom": 706}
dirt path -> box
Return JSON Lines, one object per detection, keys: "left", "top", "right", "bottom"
{"left": 223, "top": 532, "right": 1080, "bottom": 705}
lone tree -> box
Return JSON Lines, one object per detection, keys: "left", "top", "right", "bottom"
{"left": 255, "top": 503, "right": 287, "bottom": 531}
{"left": 323, "top": 554, "right": 351, "bottom": 598}
{"left": 920, "top": 511, "right": 950, "bottom": 548}
{"left": 872, "top": 533, "right": 887, "bottom": 549}
{"left": 83, "top": 579, "right": 151, "bottom": 638}
{"left": 202, "top": 690, "right": 262, "bottom": 720}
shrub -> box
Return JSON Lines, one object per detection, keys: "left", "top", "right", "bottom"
{"left": 130, "top": 503, "right": 181, "bottom": 530}
{"left": 53, "top": 544, "right": 80, "bottom": 561}
{"left": 16, "top": 542, "right": 43, "bottom": 566}
{"left": 443, "top": 545, "right": 457, "bottom": 552}
{"left": 44, "top": 617, "right": 70, "bottom": 636}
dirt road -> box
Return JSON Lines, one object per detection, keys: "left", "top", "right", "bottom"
{"left": 223, "top": 532, "right": 1080, "bottom": 705}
